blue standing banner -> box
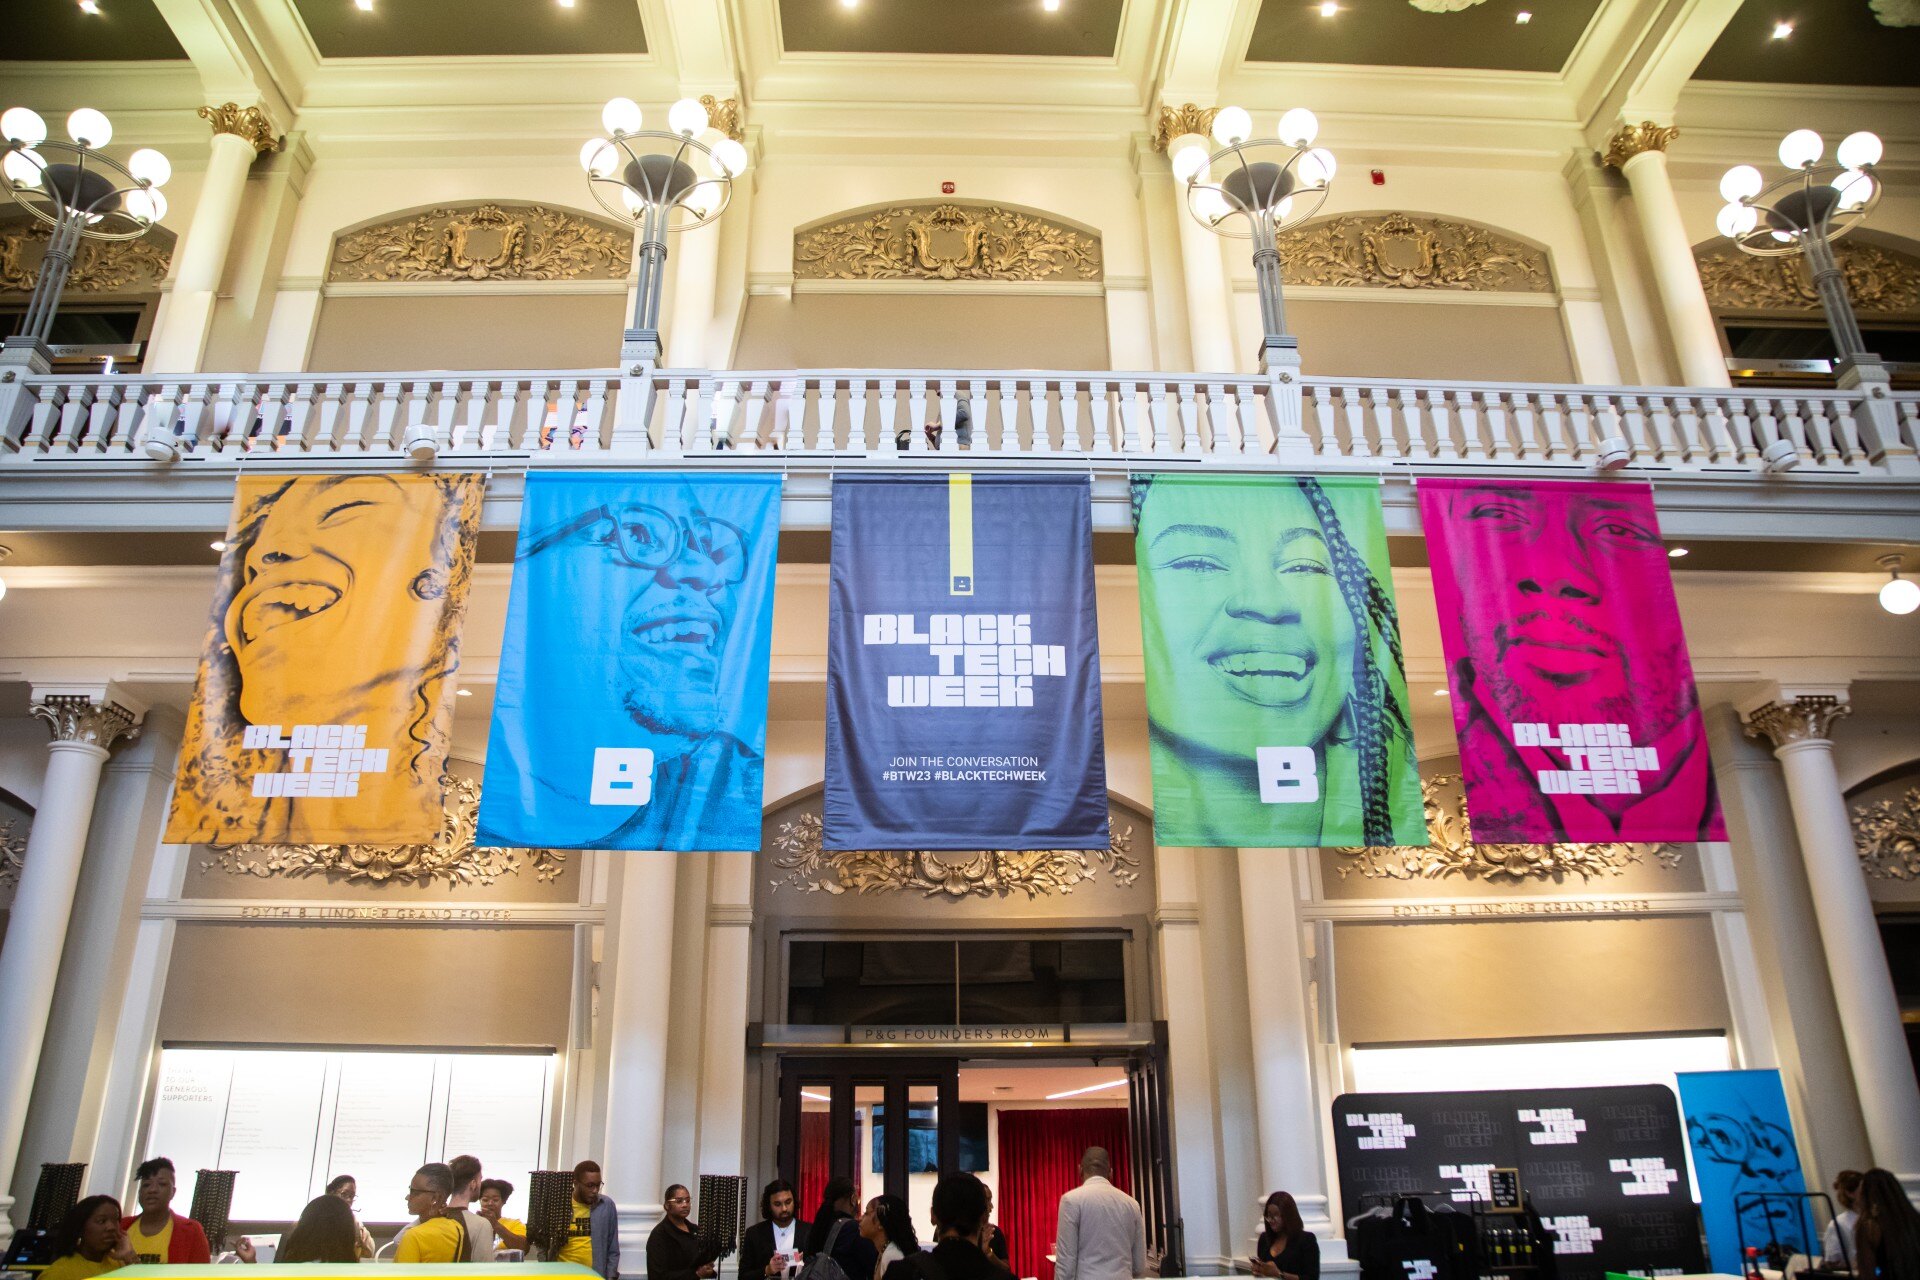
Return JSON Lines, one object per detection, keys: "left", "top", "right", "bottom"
{"left": 477, "top": 471, "right": 781, "bottom": 851}
{"left": 824, "top": 473, "right": 1108, "bottom": 850}
{"left": 1676, "top": 1069, "right": 1810, "bottom": 1274}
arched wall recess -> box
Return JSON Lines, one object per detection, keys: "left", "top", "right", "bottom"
{"left": 1274, "top": 209, "right": 1557, "bottom": 294}
{"left": 325, "top": 200, "right": 634, "bottom": 284}
{"left": 792, "top": 197, "right": 1104, "bottom": 284}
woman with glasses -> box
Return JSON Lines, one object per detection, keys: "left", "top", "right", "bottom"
{"left": 647, "top": 1185, "right": 718, "bottom": 1280}
{"left": 326, "top": 1174, "right": 376, "bottom": 1260}
{"left": 397, "top": 1163, "right": 471, "bottom": 1264}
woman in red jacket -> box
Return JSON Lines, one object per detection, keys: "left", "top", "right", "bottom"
{"left": 121, "top": 1158, "right": 212, "bottom": 1264}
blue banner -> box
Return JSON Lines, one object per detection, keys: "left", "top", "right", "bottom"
{"left": 1676, "top": 1069, "right": 1809, "bottom": 1273}
{"left": 476, "top": 472, "right": 781, "bottom": 851}
{"left": 824, "top": 473, "right": 1108, "bottom": 850}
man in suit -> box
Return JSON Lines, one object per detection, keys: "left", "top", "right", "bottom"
{"left": 1054, "top": 1148, "right": 1146, "bottom": 1280}
{"left": 738, "top": 1180, "right": 809, "bottom": 1280}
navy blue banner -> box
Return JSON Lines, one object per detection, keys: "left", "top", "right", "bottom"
{"left": 824, "top": 473, "right": 1108, "bottom": 850}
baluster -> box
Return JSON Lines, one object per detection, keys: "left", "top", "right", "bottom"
{"left": 1479, "top": 391, "right": 1513, "bottom": 462}
{"left": 1699, "top": 394, "right": 1737, "bottom": 463}
{"left": 22, "top": 382, "right": 66, "bottom": 453}
{"left": 1531, "top": 392, "right": 1565, "bottom": 461}
{"left": 573, "top": 379, "right": 605, "bottom": 452}
{"left": 1341, "top": 387, "right": 1373, "bottom": 459}
{"left": 1451, "top": 391, "right": 1485, "bottom": 461}
{"left": 1748, "top": 397, "right": 1783, "bottom": 464}
{"left": 1021, "top": 379, "right": 1047, "bottom": 454}
{"left": 777, "top": 379, "right": 805, "bottom": 451}
{"left": 254, "top": 383, "right": 290, "bottom": 450}
{"left": 1059, "top": 380, "right": 1082, "bottom": 454}
{"left": 313, "top": 382, "right": 347, "bottom": 451}
{"left": 1777, "top": 397, "right": 1810, "bottom": 462}
{"left": 966, "top": 379, "right": 987, "bottom": 454}
{"left": 741, "top": 379, "right": 771, "bottom": 451}
{"left": 1308, "top": 386, "right": 1336, "bottom": 458}
{"left": 1669, "top": 395, "right": 1707, "bottom": 463}
{"left": 1199, "top": 382, "right": 1225, "bottom": 455}
{"left": 1801, "top": 397, "right": 1838, "bottom": 465}
{"left": 1647, "top": 394, "right": 1682, "bottom": 462}
{"left": 81, "top": 382, "right": 122, "bottom": 452}
{"left": 1366, "top": 390, "right": 1399, "bottom": 460}
{"left": 649, "top": 378, "right": 682, "bottom": 454}
{"left": 998, "top": 379, "right": 1021, "bottom": 453}
{"left": 907, "top": 379, "right": 928, "bottom": 454}
{"left": 471, "top": 382, "right": 504, "bottom": 452}
{"left": 878, "top": 379, "right": 900, "bottom": 454}
{"left": 111, "top": 383, "right": 146, "bottom": 453}
{"left": 515, "top": 380, "right": 546, "bottom": 453}
{"left": 434, "top": 380, "right": 464, "bottom": 454}
{"left": 1233, "top": 383, "right": 1262, "bottom": 457}
{"left": 706, "top": 379, "right": 739, "bottom": 453}
{"left": 159, "top": 383, "right": 200, "bottom": 455}
{"left": 378, "top": 381, "right": 413, "bottom": 452}
{"left": 1556, "top": 393, "right": 1590, "bottom": 463}
{"left": 283, "top": 382, "right": 321, "bottom": 452}
{"left": 1506, "top": 391, "right": 1541, "bottom": 462}
{"left": 847, "top": 379, "right": 871, "bottom": 453}
{"left": 813, "top": 378, "right": 840, "bottom": 451}
{"left": 1146, "top": 384, "right": 1171, "bottom": 454}
{"left": 1088, "top": 381, "right": 1115, "bottom": 455}
{"left": 1391, "top": 390, "right": 1426, "bottom": 462}
{"left": 1421, "top": 389, "right": 1454, "bottom": 459}
{"left": 937, "top": 379, "right": 959, "bottom": 455}
{"left": 1173, "top": 384, "right": 1199, "bottom": 455}
{"left": 50, "top": 383, "right": 94, "bottom": 453}
{"left": 1832, "top": 396, "right": 1867, "bottom": 463}
{"left": 1117, "top": 381, "right": 1144, "bottom": 455}
{"left": 1615, "top": 393, "right": 1650, "bottom": 461}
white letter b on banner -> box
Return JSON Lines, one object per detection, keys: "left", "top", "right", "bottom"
{"left": 591, "top": 747, "right": 654, "bottom": 806}
{"left": 1256, "top": 747, "right": 1319, "bottom": 804}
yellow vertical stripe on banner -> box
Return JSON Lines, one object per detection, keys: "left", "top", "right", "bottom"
{"left": 948, "top": 473, "right": 974, "bottom": 596}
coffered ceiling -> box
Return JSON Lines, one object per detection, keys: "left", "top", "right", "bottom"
{"left": 287, "top": 0, "right": 645, "bottom": 58}
{"left": 1693, "top": 1, "right": 1920, "bottom": 88}
{"left": 7, "top": 0, "right": 187, "bottom": 61}
{"left": 777, "top": 0, "right": 1126, "bottom": 57}
{"left": 1245, "top": 0, "right": 1605, "bottom": 73}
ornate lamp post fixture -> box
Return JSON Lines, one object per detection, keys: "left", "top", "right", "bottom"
{"left": 582, "top": 96, "right": 747, "bottom": 365}
{"left": 2, "top": 105, "right": 170, "bottom": 356}
{"left": 1717, "top": 128, "right": 1885, "bottom": 377}
{"left": 1171, "top": 105, "right": 1335, "bottom": 373}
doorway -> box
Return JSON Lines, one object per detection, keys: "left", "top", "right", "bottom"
{"left": 774, "top": 1050, "right": 1180, "bottom": 1278}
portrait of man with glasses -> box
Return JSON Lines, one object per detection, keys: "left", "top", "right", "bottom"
{"left": 478, "top": 474, "right": 782, "bottom": 851}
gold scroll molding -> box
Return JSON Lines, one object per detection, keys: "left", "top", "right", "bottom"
{"left": 0, "top": 218, "right": 173, "bottom": 294}
{"left": 768, "top": 810, "right": 1140, "bottom": 900}
{"left": 1697, "top": 239, "right": 1920, "bottom": 315}
{"left": 329, "top": 202, "right": 633, "bottom": 284}
{"left": 1853, "top": 785, "right": 1920, "bottom": 880}
{"left": 1277, "top": 212, "right": 1552, "bottom": 293}
{"left": 198, "top": 102, "right": 280, "bottom": 154}
{"left": 1603, "top": 121, "right": 1679, "bottom": 170}
{"left": 207, "top": 774, "right": 567, "bottom": 888}
{"left": 1153, "top": 103, "right": 1219, "bottom": 153}
{"left": 794, "top": 202, "right": 1102, "bottom": 283}
{"left": 0, "top": 819, "right": 26, "bottom": 892}
{"left": 700, "top": 95, "right": 745, "bottom": 143}
{"left": 1334, "top": 774, "right": 1682, "bottom": 882}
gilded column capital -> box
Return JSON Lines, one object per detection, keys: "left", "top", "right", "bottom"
{"left": 29, "top": 685, "right": 145, "bottom": 750}
{"left": 198, "top": 102, "right": 281, "bottom": 154}
{"left": 1741, "top": 694, "right": 1851, "bottom": 750}
{"left": 1603, "top": 120, "right": 1679, "bottom": 170}
{"left": 1153, "top": 102, "right": 1219, "bottom": 153}
{"left": 698, "top": 95, "right": 744, "bottom": 143}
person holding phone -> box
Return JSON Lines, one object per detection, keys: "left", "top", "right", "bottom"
{"left": 739, "top": 1180, "right": 809, "bottom": 1280}
{"left": 1251, "top": 1192, "right": 1317, "bottom": 1280}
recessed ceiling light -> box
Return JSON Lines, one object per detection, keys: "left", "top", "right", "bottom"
{"left": 354, "top": 0, "right": 373, "bottom": 10}
{"left": 210, "top": 540, "right": 227, "bottom": 551}
{"left": 1319, "top": 1, "right": 1338, "bottom": 14}
{"left": 1045, "top": 1079, "right": 1128, "bottom": 1101}
{"left": 557, "top": 0, "right": 575, "bottom": 7}
{"left": 839, "top": 0, "right": 857, "bottom": 8}
{"left": 457, "top": 688, "right": 473, "bottom": 697}
{"left": 1668, "top": 546, "right": 1689, "bottom": 558}
{"left": 1772, "top": 20, "right": 1793, "bottom": 38}
{"left": 1515, "top": 10, "right": 1531, "bottom": 22}
{"left": 1434, "top": 687, "right": 1450, "bottom": 697}
{"left": 78, "top": 0, "right": 102, "bottom": 14}
{"left": 1042, "top": 0, "right": 1061, "bottom": 10}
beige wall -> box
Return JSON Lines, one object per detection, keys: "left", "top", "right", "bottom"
{"left": 159, "top": 923, "right": 574, "bottom": 1047}
{"left": 1287, "top": 298, "right": 1578, "bottom": 382}
{"left": 1333, "top": 915, "right": 1731, "bottom": 1045}
{"left": 734, "top": 293, "right": 1111, "bottom": 370}
{"left": 306, "top": 293, "right": 627, "bottom": 372}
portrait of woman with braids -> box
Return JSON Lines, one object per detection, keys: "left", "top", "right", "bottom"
{"left": 1131, "top": 474, "right": 1426, "bottom": 848}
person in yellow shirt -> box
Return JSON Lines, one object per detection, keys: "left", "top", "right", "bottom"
{"left": 557, "top": 1163, "right": 606, "bottom": 1271}
{"left": 397, "top": 1163, "right": 472, "bottom": 1264}
{"left": 43, "top": 1196, "right": 137, "bottom": 1280}
{"left": 479, "top": 1178, "right": 530, "bottom": 1256}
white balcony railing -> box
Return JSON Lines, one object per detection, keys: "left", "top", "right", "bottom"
{"left": 3, "top": 365, "right": 1918, "bottom": 478}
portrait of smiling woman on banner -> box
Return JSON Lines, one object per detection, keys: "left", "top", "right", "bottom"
{"left": 165, "top": 473, "right": 486, "bottom": 847}
{"left": 1132, "top": 474, "right": 1425, "bottom": 849}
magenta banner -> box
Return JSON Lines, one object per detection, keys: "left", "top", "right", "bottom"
{"left": 1419, "top": 478, "right": 1725, "bottom": 844}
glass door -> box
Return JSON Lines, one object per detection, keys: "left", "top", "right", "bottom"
{"left": 1127, "top": 1035, "right": 1182, "bottom": 1276}
{"left": 777, "top": 1058, "right": 960, "bottom": 1209}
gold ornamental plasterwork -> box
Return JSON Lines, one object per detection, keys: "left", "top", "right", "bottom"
{"left": 1276, "top": 212, "right": 1552, "bottom": 293}
{"left": 198, "top": 102, "right": 279, "bottom": 154}
{"left": 1853, "top": 785, "right": 1920, "bottom": 880}
{"left": 208, "top": 774, "right": 567, "bottom": 888}
{"left": 1153, "top": 103, "right": 1220, "bottom": 153}
{"left": 1603, "top": 121, "right": 1679, "bottom": 169}
{"left": 1743, "top": 695, "right": 1851, "bottom": 749}
{"left": 0, "top": 220, "right": 173, "bottom": 294}
{"left": 1334, "top": 775, "right": 1682, "bottom": 882}
{"left": 328, "top": 202, "right": 632, "bottom": 284}
{"left": 794, "top": 202, "right": 1102, "bottom": 282}
{"left": 768, "top": 810, "right": 1140, "bottom": 900}
{"left": 1697, "top": 239, "right": 1920, "bottom": 315}
{"left": 699, "top": 95, "right": 745, "bottom": 143}
{"left": 0, "top": 819, "right": 27, "bottom": 893}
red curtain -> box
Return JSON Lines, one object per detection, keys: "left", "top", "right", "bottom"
{"left": 996, "top": 1108, "right": 1133, "bottom": 1280}
{"left": 800, "top": 1111, "right": 832, "bottom": 1226}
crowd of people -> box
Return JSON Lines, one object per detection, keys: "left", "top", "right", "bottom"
{"left": 35, "top": 1151, "right": 1920, "bottom": 1280}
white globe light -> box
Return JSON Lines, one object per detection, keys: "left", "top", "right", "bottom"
{"left": 1170, "top": 142, "right": 1210, "bottom": 182}
{"left": 1193, "top": 186, "right": 1232, "bottom": 224}
{"left": 1719, "top": 164, "right": 1763, "bottom": 202}
{"left": 667, "top": 97, "right": 708, "bottom": 137}
{"left": 1833, "top": 169, "right": 1874, "bottom": 211}
{"left": 620, "top": 186, "right": 648, "bottom": 216}
{"left": 1716, "top": 202, "right": 1757, "bottom": 237}
{"left": 3, "top": 149, "right": 43, "bottom": 188}
{"left": 601, "top": 96, "right": 643, "bottom": 137}
{"left": 1778, "top": 128, "right": 1823, "bottom": 170}
{"left": 684, "top": 183, "right": 718, "bottom": 219}
{"left": 709, "top": 137, "right": 749, "bottom": 178}
{"left": 1, "top": 106, "right": 47, "bottom": 147}
{"left": 1770, "top": 229, "right": 1795, "bottom": 243}
{"left": 579, "top": 138, "right": 618, "bottom": 177}
{"left": 1881, "top": 576, "right": 1920, "bottom": 616}
{"left": 1211, "top": 105, "right": 1252, "bottom": 146}
{"left": 0, "top": 576, "right": 7, "bottom": 605}
{"left": 123, "top": 186, "right": 167, "bottom": 223}
{"left": 67, "top": 107, "right": 112, "bottom": 147}
{"left": 1298, "top": 147, "right": 1337, "bottom": 186}
{"left": 128, "top": 147, "right": 171, "bottom": 187}
{"left": 1274, "top": 195, "right": 1295, "bottom": 222}
{"left": 1836, "top": 130, "right": 1883, "bottom": 170}
{"left": 1277, "top": 107, "right": 1318, "bottom": 148}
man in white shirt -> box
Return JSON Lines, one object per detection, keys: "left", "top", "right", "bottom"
{"left": 448, "top": 1154, "right": 497, "bottom": 1263}
{"left": 739, "top": 1180, "right": 809, "bottom": 1280}
{"left": 1054, "top": 1148, "right": 1147, "bottom": 1280}
{"left": 1821, "top": 1170, "right": 1863, "bottom": 1270}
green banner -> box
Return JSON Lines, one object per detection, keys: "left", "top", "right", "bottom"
{"left": 1132, "top": 474, "right": 1427, "bottom": 849}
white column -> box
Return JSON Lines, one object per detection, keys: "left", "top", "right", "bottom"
{"left": 1154, "top": 845, "right": 1227, "bottom": 1271}
{"left": 145, "top": 104, "right": 277, "bottom": 374}
{"left": 602, "top": 851, "right": 681, "bottom": 1250}
{"left": 694, "top": 852, "right": 754, "bottom": 1175}
{"left": 1172, "top": 190, "right": 1238, "bottom": 373}
{"left": 666, "top": 219, "right": 723, "bottom": 369}
{"left": 1741, "top": 686, "right": 1920, "bottom": 1196}
{"left": 1236, "top": 849, "right": 1338, "bottom": 1241}
{"left": 1604, "top": 123, "right": 1729, "bottom": 389}
{"left": 0, "top": 684, "right": 146, "bottom": 1246}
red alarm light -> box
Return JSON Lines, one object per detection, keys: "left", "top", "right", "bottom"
{"left": 941, "top": 181, "right": 956, "bottom": 194}
{"left": 1370, "top": 169, "right": 1385, "bottom": 186}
